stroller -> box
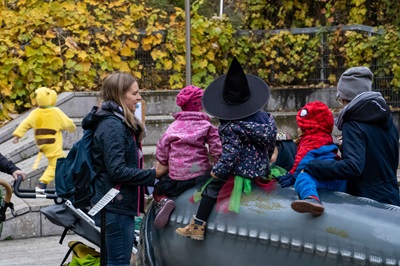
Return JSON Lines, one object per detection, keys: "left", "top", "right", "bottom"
{"left": 13, "top": 176, "right": 106, "bottom": 265}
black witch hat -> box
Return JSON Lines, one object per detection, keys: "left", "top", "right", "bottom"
{"left": 202, "top": 57, "right": 270, "bottom": 120}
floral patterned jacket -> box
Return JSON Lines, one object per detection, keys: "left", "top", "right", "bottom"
{"left": 213, "top": 111, "right": 277, "bottom": 180}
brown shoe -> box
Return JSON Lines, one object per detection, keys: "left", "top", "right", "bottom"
{"left": 175, "top": 216, "right": 206, "bottom": 240}
{"left": 291, "top": 197, "right": 324, "bottom": 216}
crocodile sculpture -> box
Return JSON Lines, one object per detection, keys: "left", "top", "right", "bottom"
{"left": 138, "top": 183, "right": 400, "bottom": 266}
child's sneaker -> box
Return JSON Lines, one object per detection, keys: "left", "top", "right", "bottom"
{"left": 35, "top": 182, "right": 47, "bottom": 190}
{"left": 154, "top": 198, "right": 175, "bottom": 229}
{"left": 291, "top": 196, "right": 324, "bottom": 216}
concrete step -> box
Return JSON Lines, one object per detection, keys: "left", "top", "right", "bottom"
{"left": 0, "top": 196, "right": 65, "bottom": 241}
{"left": 0, "top": 118, "right": 83, "bottom": 165}
{"left": 0, "top": 92, "right": 99, "bottom": 143}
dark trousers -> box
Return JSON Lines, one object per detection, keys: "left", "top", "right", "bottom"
{"left": 153, "top": 173, "right": 211, "bottom": 202}
{"left": 196, "top": 178, "right": 226, "bottom": 222}
{"left": 94, "top": 210, "right": 135, "bottom": 266}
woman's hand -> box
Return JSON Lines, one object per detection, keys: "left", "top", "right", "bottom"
{"left": 211, "top": 171, "right": 217, "bottom": 179}
{"left": 155, "top": 161, "right": 169, "bottom": 178}
{"left": 12, "top": 170, "right": 26, "bottom": 181}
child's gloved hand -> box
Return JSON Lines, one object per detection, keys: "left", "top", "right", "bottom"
{"left": 276, "top": 172, "right": 295, "bottom": 187}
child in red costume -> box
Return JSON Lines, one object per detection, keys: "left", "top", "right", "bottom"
{"left": 276, "top": 101, "right": 346, "bottom": 216}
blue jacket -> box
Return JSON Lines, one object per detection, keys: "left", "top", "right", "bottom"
{"left": 82, "top": 101, "right": 156, "bottom": 216}
{"left": 295, "top": 144, "right": 339, "bottom": 178}
{"left": 305, "top": 96, "right": 400, "bottom": 206}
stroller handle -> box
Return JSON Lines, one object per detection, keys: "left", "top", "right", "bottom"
{"left": 14, "top": 175, "right": 59, "bottom": 199}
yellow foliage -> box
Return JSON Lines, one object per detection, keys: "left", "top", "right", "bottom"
{"left": 151, "top": 49, "right": 167, "bottom": 60}
{"left": 63, "top": 80, "right": 74, "bottom": 91}
{"left": 206, "top": 51, "right": 215, "bottom": 61}
{"left": 133, "top": 71, "right": 142, "bottom": 79}
{"left": 119, "top": 61, "right": 131, "bottom": 72}
{"left": 120, "top": 46, "right": 133, "bottom": 57}
{"left": 32, "top": 36, "right": 43, "bottom": 46}
{"left": 199, "top": 59, "right": 208, "bottom": 68}
{"left": 1, "top": 84, "right": 12, "bottom": 97}
{"left": 126, "top": 39, "right": 139, "bottom": 49}
{"left": 78, "top": 51, "right": 88, "bottom": 61}
{"left": 80, "top": 61, "right": 91, "bottom": 72}
{"left": 164, "top": 60, "right": 173, "bottom": 70}
{"left": 50, "top": 58, "right": 64, "bottom": 70}
{"left": 65, "top": 49, "right": 76, "bottom": 59}
{"left": 0, "top": 0, "right": 398, "bottom": 123}
{"left": 112, "top": 55, "right": 121, "bottom": 63}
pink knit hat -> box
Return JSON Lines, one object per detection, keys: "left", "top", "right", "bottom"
{"left": 176, "top": 85, "right": 204, "bottom": 111}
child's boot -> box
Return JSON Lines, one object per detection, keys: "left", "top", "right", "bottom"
{"left": 175, "top": 216, "right": 206, "bottom": 240}
{"left": 291, "top": 196, "right": 324, "bottom": 216}
{"left": 154, "top": 198, "right": 175, "bottom": 229}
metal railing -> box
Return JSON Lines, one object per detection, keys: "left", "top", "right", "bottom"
{"left": 134, "top": 25, "right": 398, "bottom": 107}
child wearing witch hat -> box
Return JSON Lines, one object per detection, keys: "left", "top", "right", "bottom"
{"left": 175, "top": 57, "right": 277, "bottom": 240}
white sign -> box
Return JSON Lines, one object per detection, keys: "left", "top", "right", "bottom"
{"left": 88, "top": 188, "right": 120, "bottom": 216}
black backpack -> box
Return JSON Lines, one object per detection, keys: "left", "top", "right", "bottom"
{"left": 55, "top": 129, "right": 96, "bottom": 208}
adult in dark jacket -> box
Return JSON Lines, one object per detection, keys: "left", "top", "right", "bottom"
{"left": 0, "top": 153, "right": 26, "bottom": 180}
{"left": 81, "top": 72, "right": 167, "bottom": 266}
{"left": 304, "top": 66, "right": 400, "bottom": 206}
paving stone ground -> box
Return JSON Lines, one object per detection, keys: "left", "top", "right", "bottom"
{"left": 0, "top": 234, "right": 90, "bottom": 266}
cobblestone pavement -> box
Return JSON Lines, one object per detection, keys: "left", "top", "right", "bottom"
{"left": 0, "top": 234, "right": 90, "bottom": 266}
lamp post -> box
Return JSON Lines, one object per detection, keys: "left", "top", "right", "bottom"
{"left": 185, "top": 0, "right": 191, "bottom": 85}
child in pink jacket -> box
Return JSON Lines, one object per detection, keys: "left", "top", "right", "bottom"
{"left": 153, "top": 85, "right": 222, "bottom": 228}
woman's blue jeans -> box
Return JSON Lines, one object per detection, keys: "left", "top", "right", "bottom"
{"left": 94, "top": 210, "right": 135, "bottom": 266}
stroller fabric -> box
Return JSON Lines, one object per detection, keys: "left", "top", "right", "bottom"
{"left": 61, "top": 241, "right": 100, "bottom": 266}
{"left": 41, "top": 203, "right": 101, "bottom": 247}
